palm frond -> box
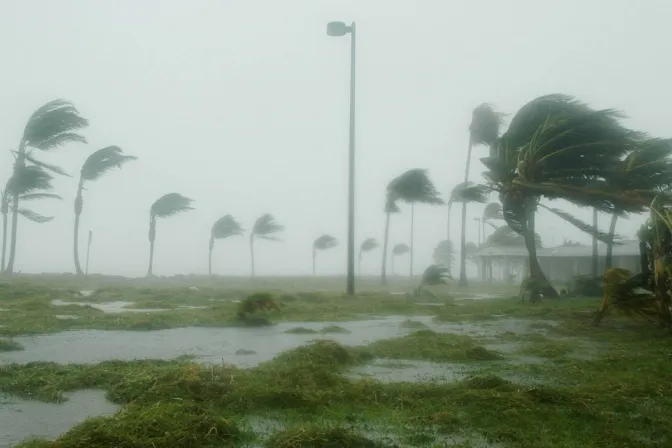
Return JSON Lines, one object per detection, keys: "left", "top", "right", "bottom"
{"left": 23, "top": 153, "right": 70, "bottom": 177}
{"left": 449, "top": 182, "right": 490, "bottom": 205}
{"left": 538, "top": 204, "right": 617, "bottom": 244}
{"left": 6, "top": 165, "right": 55, "bottom": 196}
{"left": 388, "top": 169, "right": 444, "bottom": 205}
{"left": 17, "top": 208, "right": 53, "bottom": 223}
{"left": 81, "top": 146, "right": 137, "bottom": 182}
{"left": 252, "top": 214, "right": 284, "bottom": 239}
{"left": 150, "top": 193, "right": 194, "bottom": 219}
{"left": 470, "top": 103, "right": 506, "bottom": 147}
{"left": 486, "top": 225, "right": 542, "bottom": 247}
{"left": 211, "top": 215, "right": 244, "bottom": 240}
{"left": 360, "top": 238, "right": 379, "bottom": 253}
{"left": 384, "top": 194, "right": 401, "bottom": 213}
{"left": 22, "top": 99, "right": 89, "bottom": 151}
{"left": 19, "top": 193, "right": 62, "bottom": 202}
{"left": 314, "top": 234, "right": 338, "bottom": 251}
{"left": 482, "top": 202, "right": 504, "bottom": 220}
{"left": 420, "top": 264, "right": 452, "bottom": 286}
{"left": 392, "top": 243, "right": 410, "bottom": 256}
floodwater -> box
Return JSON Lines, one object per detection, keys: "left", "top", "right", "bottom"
{"left": 347, "top": 358, "right": 470, "bottom": 383}
{"left": 0, "top": 389, "right": 119, "bottom": 447}
{"left": 51, "top": 299, "right": 170, "bottom": 313}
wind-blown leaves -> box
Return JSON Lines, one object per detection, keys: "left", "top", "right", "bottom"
{"left": 470, "top": 103, "right": 506, "bottom": 147}
{"left": 482, "top": 202, "right": 503, "bottom": 221}
{"left": 21, "top": 99, "right": 89, "bottom": 151}
{"left": 81, "top": 146, "right": 137, "bottom": 182}
{"left": 211, "top": 215, "right": 244, "bottom": 240}
{"left": 486, "top": 225, "right": 541, "bottom": 247}
{"left": 17, "top": 209, "right": 53, "bottom": 223}
{"left": 420, "top": 264, "right": 452, "bottom": 286}
{"left": 360, "top": 238, "right": 379, "bottom": 253}
{"left": 433, "top": 240, "right": 454, "bottom": 267}
{"left": 538, "top": 204, "right": 617, "bottom": 244}
{"left": 392, "top": 243, "right": 410, "bottom": 256}
{"left": 5, "top": 165, "right": 55, "bottom": 196}
{"left": 23, "top": 153, "right": 70, "bottom": 177}
{"left": 150, "top": 193, "right": 194, "bottom": 219}
{"left": 388, "top": 169, "right": 444, "bottom": 205}
{"left": 314, "top": 235, "right": 338, "bottom": 251}
{"left": 252, "top": 214, "right": 284, "bottom": 241}
{"left": 449, "top": 182, "right": 489, "bottom": 205}
{"left": 19, "top": 193, "right": 61, "bottom": 201}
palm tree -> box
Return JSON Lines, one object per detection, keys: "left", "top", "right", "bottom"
{"left": 85, "top": 230, "right": 93, "bottom": 275}
{"left": 313, "top": 234, "right": 337, "bottom": 276}
{"left": 73, "top": 146, "right": 136, "bottom": 275}
{"left": 481, "top": 202, "right": 504, "bottom": 280}
{"left": 5, "top": 99, "right": 89, "bottom": 274}
{"left": 459, "top": 103, "right": 505, "bottom": 286}
{"left": 482, "top": 94, "right": 645, "bottom": 297}
{"left": 358, "top": 237, "right": 379, "bottom": 275}
{"left": 250, "top": 214, "right": 284, "bottom": 277}
{"left": 381, "top": 194, "right": 401, "bottom": 285}
{"left": 448, "top": 182, "right": 489, "bottom": 281}
{"left": 1, "top": 165, "right": 61, "bottom": 272}
{"left": 208, "top": 215, "right": 244, "bottom": 276}
{"left": 391, "top": 243, "right": 410, "bottom": 276}
{"left": 147, "top": 193, "right": 194, "bottom": 276}
{"left": 387, "top": 169, "right": 443, "bottom": 279}
{"left": 433, "top": 240, "right": 454, "bottom": 271}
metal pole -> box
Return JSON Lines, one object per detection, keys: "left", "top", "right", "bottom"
{"left": 346, "top": 22, "right": 356, "bottom": 296}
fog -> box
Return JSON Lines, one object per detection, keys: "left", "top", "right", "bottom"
{"left": 0, "top": 0, "right": 670, "bottom": 277}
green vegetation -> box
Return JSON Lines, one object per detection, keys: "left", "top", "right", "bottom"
{"left": 0, "top": 337, "right": 23, "bottom": 351}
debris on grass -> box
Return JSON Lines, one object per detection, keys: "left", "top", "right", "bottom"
{"left": 0, "top": 338, "right": 23, "bottom": 351}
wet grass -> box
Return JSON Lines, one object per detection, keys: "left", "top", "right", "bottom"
{"left": 0, "top": 337, "right": 23, "bottom": 351}
{"left": 1, "top": 279, "right": 672, "bottom": 446}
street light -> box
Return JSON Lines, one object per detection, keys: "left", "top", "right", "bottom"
{"left": 327, "top": 21, "right": 356, "bottom": 296}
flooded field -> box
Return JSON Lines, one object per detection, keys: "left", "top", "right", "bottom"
{"left": 0, "top": 281, "right": 670, "bottom": 447}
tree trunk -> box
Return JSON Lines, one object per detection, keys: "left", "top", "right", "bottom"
{"left": 409, "top": 203, "right": 414, "bottom": 278}
{"left": 312, "top": 247, "right": 316, "bottom": 276}
{"left": 458, "top": 139, "right": 473, "bottom": 287}
{"left": 208, "top": 237, "right": 214, "bottom": 276}
{"left": 446, "top": 204, "right": 452, "bottom": 275}
{"left": 605, "top": 212, "right": 618, "bottom": 270}
{"left": 147, "top": 217, "right": 156, "bottom": 277}
{"left": 5, "top": 145, "right": 26, "bottom": 275}
{"left": 85, "top": 231, "right": 92, "bottom": 276}
{"left": 73, "top": 181, "right": 84, "bottom": 276}
{"left": 1, "top": 203, "right": 7, "bottom": 273}
{"left": 592, "top": 208, "right": 598, "bottom": 277}
{"left": 250, "top": 234, "right": 255, "bottom": 278}
{"left": 524, "top": 210, "right": 558, "bottom": 298}
{"left": 391, "top": 254, "right": 395, "bottom": 276}
{"left": 381, "top": 211, "right": 391, "bottom": 285}
{"left": 358, "top": 249, "right": 362, "bottom": 276}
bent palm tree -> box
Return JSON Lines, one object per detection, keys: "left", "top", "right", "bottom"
{"left": 250, "top": 214, "right": 284, "bottom": 277}
{"left": 147, "top": 193, "right": 194, "bottom": 276}
{"left": 209, "top": 215, "right": 244, "bottom": 275}
{"left": 358, "top": 238, "right": 379, "bottom": 275}
{"left": 460, "top": 103, "right": 505, "bottom": 287}
{"left": 433, "top": 240, "right": 454, "bottom": 270}
{"left": 1, "top": 165, "right": 61, "bottom": 272}
{"left": 381, "top": 194, "right": 401, "bottom": 285}
{"left": 391, "top": 243, "right": 410, "bottom": 276}
{"left": 449, "top": 181, "right": 489, "bottom": 279}
{"left": 73, "top": 146, "right": 136, "bottom": 275}
{"left": 5, "top": 99, "right": 88, "bottom": 274}
{"left": 313, "top": 234, "right": 337, "bottom": 276}
{"left": 387, "top": 169, "right": 443, "bottom": 278}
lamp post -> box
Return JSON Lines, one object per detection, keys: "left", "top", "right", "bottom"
{"left": 327, "top": 21, "right": 356, "bottom": 296}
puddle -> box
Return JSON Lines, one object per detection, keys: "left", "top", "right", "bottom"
{"left": 78, "top": 290, "right": 94, "bottom": 298}
{"left": 347, "top": 358, "right": 469, "bottom": 383}
{"left": 52, "top": 299, "right": 169, "bottom": 314}
{"left": 178, "top": 305, "right": 207, "bottom": 310}
{"left": 0, "top": 389, "right": 119, "bottom": 447}
{"left": 54, "top": 315, "right": 81, "bottom": 320}
{"left": 0, "top": 316, "right": 435, "bottom": 367}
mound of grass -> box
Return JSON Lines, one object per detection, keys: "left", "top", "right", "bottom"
{"left": 367, "top": 330, "right": 503, "bottom": 362}
{"left": 267, "top": 425, "right": 389, "bottom": 448}
{"left": 518, "top": 335, "right": 577, "bottom": 359}
{"left": 461, "top": 374, "right": 515, "bottom": 391}
{"left": 27, "top": 401, "right": 244, "bottom": 448}
{"left": 398, "top": 319, "right": 429, "bottom": 329}
{"left": 0, "top": 338, "right": 23, "bottom": 352}
{"left": 319, "top": 325, "right": 350, "bottom": 334}
{"left": 285, "top": 327, "right": 318, "bottom": 334}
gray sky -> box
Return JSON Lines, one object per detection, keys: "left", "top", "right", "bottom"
{"left": 1, "top": 0, "right": 670, "bottom": 277}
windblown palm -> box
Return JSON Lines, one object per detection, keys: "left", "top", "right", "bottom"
{"left": 358, "top": 237, "right": 379, "bottom": 275}
{"left": 448, "top": 181, "right": 488, "bottom": 279}
{"left": 5, "top": 99, "right": 88, "bottom": 274}
{"left": 209, "top": 215, "right": 244, "bottom": 276}
{"left": 73, "top": 146, "right": 136, "bottom": 275}
{"left": 147, "top": 193, "right": 194, "bottom": 276}
{"left": 380, "top": 193, "right": 401, "bottom": 285}
{"left": 387, "top": 169, "right": 443, "bottom": 279}
{"left": 313, "top": 234, "right": 337, "bottom": 276}
{"left": 1, "top": 165, "right": 61, "bottom": 272}
{"left": 459, "top": 103, "right": 505, "bottom": 286}
{"left": 415, "top": 264, "right": 452, "bottom": 297}
{"left": 433, "top": 240, "right": 454, "bottom": 269}
{"left": 250, "top": 214, "right": 284, "bottom": 277}
{"left": 391, "top": 243, "right": 410, "bottom": 276}
{"left": 482, "top": 94, "right": 645, "bottom": 297}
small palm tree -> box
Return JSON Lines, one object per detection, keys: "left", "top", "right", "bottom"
{"left": 358, "top": 237, "right": 379, "bottom": 275}
{"left": 250, "top": 214, "right": 284, "bottom": 277}
{"left": 313, "top": 234, "right": 337, "bottom": 276}
{"left": 391, "top": 243, "right": 410, "bottom": 276}
{"left": 73, "top": 146, "right": 136, "bottom": 275}
{"left": 2, "top": 165, "right": 61, "bottom": 272}
{"left": 381, "top": 194, "right": 401, "bottom": 285}
{"left": 209, "top": 215, "right": 244, "bottom": 276}
{"left": 448, "top": 182, "right": 488, "bottom": 280}
{"left": 5, "top": 99, "right": 88, "bottom": 274}
{"left": 147, "top": 193, "right": 194, "bottom": 276}
{"left": 387, "top": 169, "right": 443, "bottom": 278}
{"left": 414, "top": 264, "right": 452, "bottom": 297}
{"left": 460, "top": 103, "right": 505, "bottom": 286}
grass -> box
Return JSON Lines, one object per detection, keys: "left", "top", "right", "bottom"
{"left": 1, "top": 278, "right": 672, "bottom": 446}
{"left": 0, "top": 337, "right": 23, "bottom": 351}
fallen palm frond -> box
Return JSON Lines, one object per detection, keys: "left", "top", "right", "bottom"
{"left": 593, "top": 268, "right": 659, "bottom": 326}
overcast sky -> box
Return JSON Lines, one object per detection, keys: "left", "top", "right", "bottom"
{"left": 0, "top": 0, "right": 670, "bottom": 277}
